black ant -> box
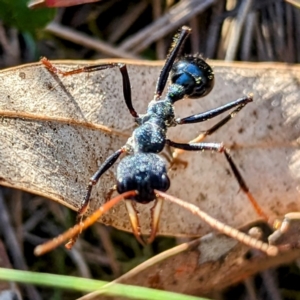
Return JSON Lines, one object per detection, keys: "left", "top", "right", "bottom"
{"left": 35, "top": 26, "right": 278, "bottom": 256}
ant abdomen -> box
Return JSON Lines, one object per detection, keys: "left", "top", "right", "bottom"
{"left": 170, "top": 55, "right": 215, "bottom": 99}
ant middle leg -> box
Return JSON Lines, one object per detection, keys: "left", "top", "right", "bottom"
{"left": 172, "top": 95, "right": 253, "bottom": 160}
{"left": 166, "top": 139, "right": 268, "bottom": 220}
{"left": 65, "top": 148, "right": 125, "bottom": 249}
{"left": 40, "top": 57, "right": 139, "bottom": 118}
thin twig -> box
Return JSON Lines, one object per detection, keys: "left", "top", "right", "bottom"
{"left": 273, "top": 2, "right": 285, "bottom": 61}
{"left": 25, "top": 230, "right": 92, "bottom": 278}
{"left": 225, "top": 0, "right": 254, "bottom": 61}
{"left": 11, "top": 190, "right": 23, "bottom": 253}
{"left": 23, "top": 208, "right": 49, "bottom": 232}
{"left": 285, "top": 3, "right": 295, "bottom": 63}
{"left": 0, "top": 241, "right": 22, "bottom": 300}
{"left": 108, "top": 1, "right": 149, "bottom": 44}
{"left": 119, "top": 0, "right": 216, "bottom": 53}
{"left": 83, "top": 251, "right": 112, "bottom": 267}
{"left": 205, "top": 0, "right": 225, "bottom": 58}
{"left": 244, "top": 277, "right": 258, "bottom": 300}
{"left": 285, "top": 0, "right": 300, "bottom": 8}
{"left": 241, "top": 12, "right": 256, "bottom": 61}
{"left": 77, "top": 238, "right": 201, "bottom": 300}
{"left": 260, "top": 269, "right": 282, "bottom": 300}
{"left": 68, "top": 246, "right": 92, "bottom": 278}
{"left": 263, "top": 8, "right": 275, "bottom": 61}
{"left": 152, "top": 0, "right": 166, "bottom": 59}
{"left": 293, "top": 2, "right": 300, "bottom": 62}
{"left": 0, "top": 188, "right": 42, "bottom": 300}
{"left": 189, "top": 17, "right": 200, "bottom": 54}
{"left": 253, "top": 15, "right": 267, "bottom": 61}
{"left": 45, "top": 22, "right": 139, "bottom": 59}
{"left": 94, "top": 225, "right": 121, "bottom": 277}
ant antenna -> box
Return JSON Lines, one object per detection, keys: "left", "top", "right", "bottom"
{"left": 155, "top": 190, "right": 278, "bottom": 256}
{"left": 34, "top": 191, "right": 137, "bottom": 256}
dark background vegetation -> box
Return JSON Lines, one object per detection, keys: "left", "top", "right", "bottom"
{"left": 0, "top": 0, "right": 300, "bottom": 299}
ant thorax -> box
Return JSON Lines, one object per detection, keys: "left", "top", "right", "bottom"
{"left": 126, "top": 98, "right": 176, "bottom": 154}
{"left": 146, "top": 99, "right": 176, "bottom": 126}
{"left": 126, "top": 119, "right": 167, "bottom": 154}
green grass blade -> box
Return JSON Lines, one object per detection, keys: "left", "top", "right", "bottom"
{"left": 0, "top": 268, "right": 210, "bottom": 300}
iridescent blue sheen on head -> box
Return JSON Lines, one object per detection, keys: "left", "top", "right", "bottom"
{"left": 168, "top": 55, "right": 214, "bottom": 102}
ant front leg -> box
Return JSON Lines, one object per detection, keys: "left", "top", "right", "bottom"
{"left": 40, "top": 57, "right": 139, "bottom": 118}
{"left": 65, "top": 148, "right": 125, "bottom": 249}
{"left": 155, "top": 26, "right": 191, "bottom": 99}
{"left": 166, "top": 139, "right": 268, "bottom": 220}
{"left": 172, "top": 95, "right": 253, "bottom": 160}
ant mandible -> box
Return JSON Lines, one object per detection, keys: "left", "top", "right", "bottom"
{"left": 35, "top": 26, "right": 277, "bottom": 256}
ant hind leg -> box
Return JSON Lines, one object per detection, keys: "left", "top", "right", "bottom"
{"left": 166, "top": 139, "right": 268, "bottom": 220}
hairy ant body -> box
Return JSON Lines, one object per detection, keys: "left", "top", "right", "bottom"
{"left": 36, "top": 26, "right": 278, "bottom": 256}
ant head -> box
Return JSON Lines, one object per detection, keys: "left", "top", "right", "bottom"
{"left": 170, "top": 55, "right": 214, "bottom": 101}
{"left": 116, "top": 153, "right": 170, "bottom": 203}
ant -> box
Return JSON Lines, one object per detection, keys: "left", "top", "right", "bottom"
{"left": 35, "top": 26, "right": 278, "bottom": 256}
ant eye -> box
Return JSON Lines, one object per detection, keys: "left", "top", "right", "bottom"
{"left": 160, "top": 174, "right": 170, "bottom": 191}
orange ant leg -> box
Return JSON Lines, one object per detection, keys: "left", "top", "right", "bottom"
{"left": 155, "top": 190, "right": 278, "bottom": 256}
{"left": 147, "top": 198, "right": 164, "bottom": 244}
{"left": 34, "top": 190, "right": 137, "bottom": 256}
{"left": 124, "top": 200, "right": 146, "bottom": 246}
{"left": 168, "top": 139, "right": 268, "bottom": 221}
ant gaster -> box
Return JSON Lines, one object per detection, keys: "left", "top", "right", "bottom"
{"left": 37, "top": 26, "right": 272, "bottom": 253}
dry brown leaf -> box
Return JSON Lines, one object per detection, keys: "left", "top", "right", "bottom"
{"left": 121, "top": 233, "right": 300, "bottom": 297}
{"left": 81, "top": 221, "right": 300, "bottom": 299}
{"left": 0, "top": 59, "right": 299, "bottom": 240}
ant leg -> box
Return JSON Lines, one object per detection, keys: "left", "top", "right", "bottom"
{"left": 172, "top": 95, "right": 252, "bottom": 160}
{"left": 66, "top": 147, "right": 125, "bottom": 249}
{"left": 124, "top": 200, "right": 145, "bottom": 246}
{"left": 173, "top": 112, "right": 240, "bottom": 161}
{"left": 166, "top": 140, "right": 268, "bottom": 220}
{"left": 155, "top": 26, "right": 191, "bottom": 99}
{"left": 176, "top": 95, "right": 252, "bottom": 125}
{"left": 147, "top": 198, "right": 164, "bottom": 244}
{"left": 154, "top": 190, "right": 278, "bottom": 256}
{"left": 40, "top": 57, "right": 138, "bottom": 118}
{"left": 34, "top": 191, "right": 137, "bottom": 256}
{"left": 222, "top": 150, "right": 268, "bottom": 220}
{"left": 162, "top": 143, "right": 188, "bottom": 169}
